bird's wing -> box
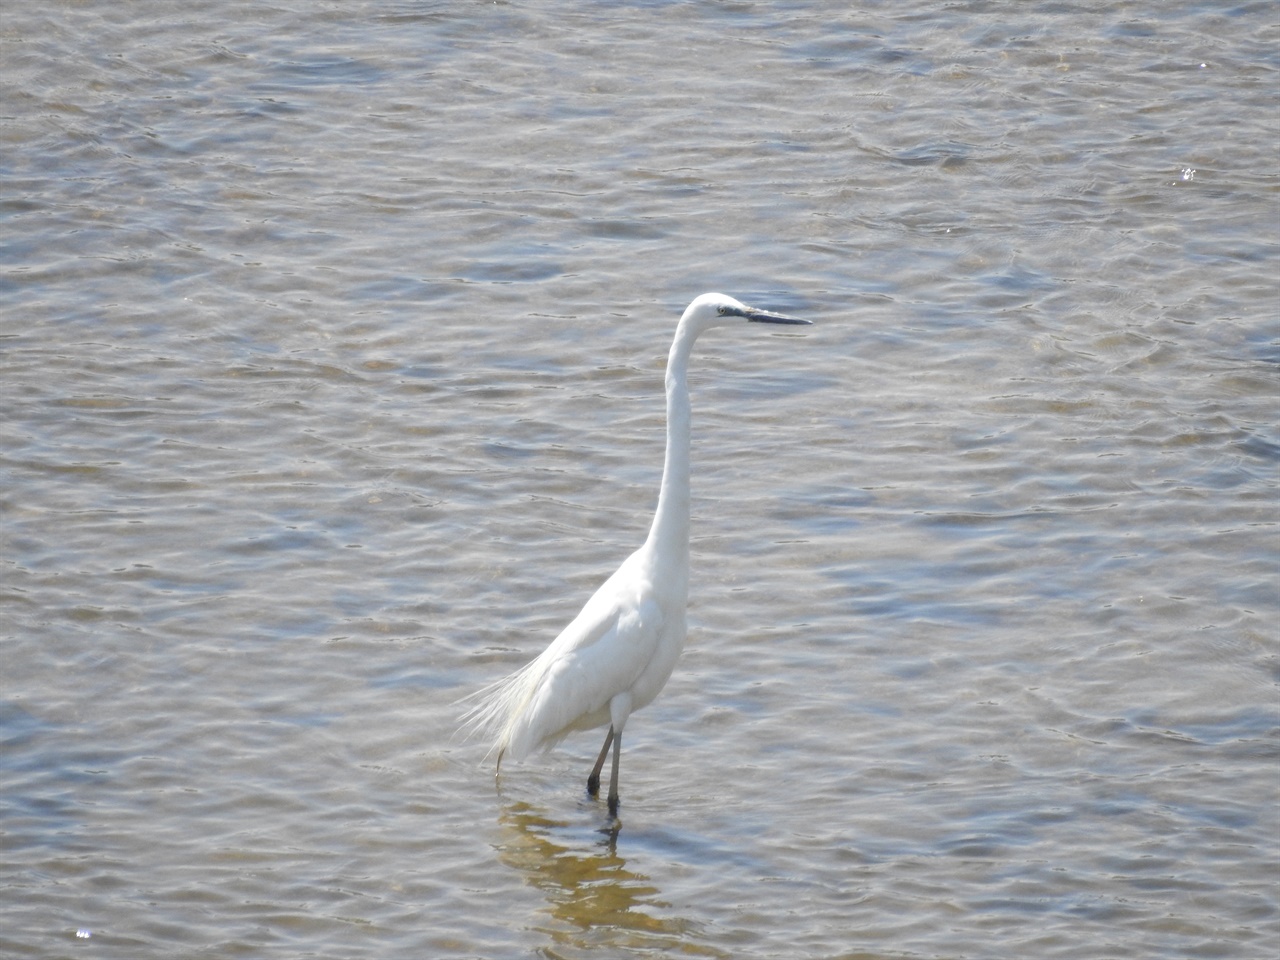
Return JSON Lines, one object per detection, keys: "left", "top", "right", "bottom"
{"left": 504, "top": 572, "right": 665, "bottom": 757}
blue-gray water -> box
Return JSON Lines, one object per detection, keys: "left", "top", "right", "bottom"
{"left": 2, "top": 2, "right": 1277, "bottom": 958}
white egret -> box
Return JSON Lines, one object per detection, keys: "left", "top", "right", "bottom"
{"left": 460, "top": 292, "right": 809, "bottom": 817}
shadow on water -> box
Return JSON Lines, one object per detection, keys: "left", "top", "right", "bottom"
{"left": 493, "top": 798, "right": 728, "bottom": 958}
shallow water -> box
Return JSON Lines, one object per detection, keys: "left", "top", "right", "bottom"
{"left": 2, "top": 2, "right": 1277, "bottom": 958}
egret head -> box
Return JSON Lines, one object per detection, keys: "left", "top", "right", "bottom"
{"left": 679, "top": 292, "right": 810, "bottom": 335}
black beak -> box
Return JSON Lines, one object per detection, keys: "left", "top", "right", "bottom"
{"left": 744, "top": 306, "right": 811, "bottom": 325}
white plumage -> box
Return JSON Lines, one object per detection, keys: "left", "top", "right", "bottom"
{"left": 460, "top": 293, "right": 809, "bottom": 816}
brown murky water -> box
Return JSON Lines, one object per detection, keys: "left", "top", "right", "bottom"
{"left": 3, "top": 2, "right": 1276, "bottom": 957}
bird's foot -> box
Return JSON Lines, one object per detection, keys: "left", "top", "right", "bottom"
{"left": 586, "top": 773, "right": 600, "bottom": 797}
{"left": 607, "top": 793, "right": 620, "bottom": 818}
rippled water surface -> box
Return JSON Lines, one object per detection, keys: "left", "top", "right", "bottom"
{"left": 2, "top": 2, "right": 1277, "bottom": 958}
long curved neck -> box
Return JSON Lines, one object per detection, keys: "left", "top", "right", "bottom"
{"left": 645, "top": 322, "right": 695, "bottom": 569}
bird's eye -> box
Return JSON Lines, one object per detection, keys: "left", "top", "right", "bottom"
{"left": 717, "top": 306, "right": 727, "bottom": 315}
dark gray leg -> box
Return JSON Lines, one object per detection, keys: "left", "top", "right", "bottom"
{"left": 587, "top": 726, "right": 614, "bottom": 796}
{"left": 607, "top": 730, "right": 621, "bottom": 817}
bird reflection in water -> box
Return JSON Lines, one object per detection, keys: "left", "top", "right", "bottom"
{"left": 493, "top": 799, "right": 726, "bottom": 958}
